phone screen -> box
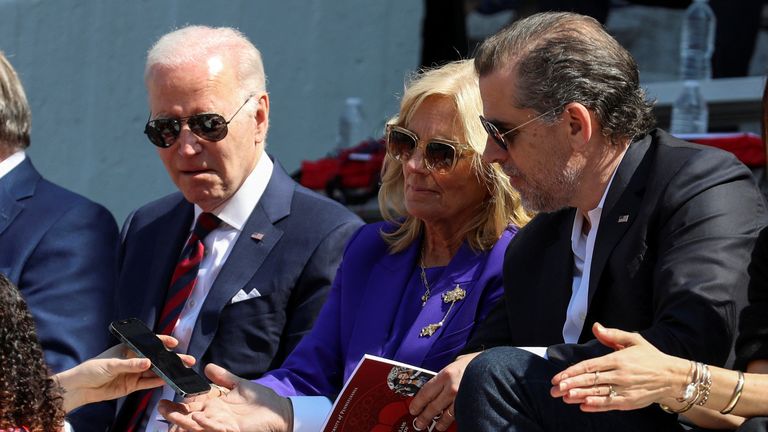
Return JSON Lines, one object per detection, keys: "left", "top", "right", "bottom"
{"left": 109, "top": 318, "right": 211, "bottom": 397}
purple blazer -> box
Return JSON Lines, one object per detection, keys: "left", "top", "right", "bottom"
{"left": 256, "top": 221, "right": 517, "bottom": 399}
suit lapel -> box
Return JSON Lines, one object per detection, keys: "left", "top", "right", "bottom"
{"left": 587, "top": 135, "right": 652, "bottom": 306}
{"left": 526, "top": 212, "right": 575, "bottom": 344}
{"left": 186, "top": 161, "right": 291, "bottom": 361}
{"left": 135, "top": 199, "right": 194, "bottom": 328}
{"left": 0, "top": 158, "right": 38, "bottom": 237}
{"left": 346, "top": 239, "right": 420, "bottom": 364}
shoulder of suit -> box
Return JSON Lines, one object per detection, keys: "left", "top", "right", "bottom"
{"left": 130, "top": 191, "right": 187, "bottom": 216}
{"left": 341, "top": 221, "right": 394, "bottom": 259}
{"left": 30, "top": 177, "right": 113, "bottom": 219}
{"left": 649, "top": 128, "right": 743, "bottom": 171}
{"left": 290, "top": 183, "right": 362, "bottom": 223}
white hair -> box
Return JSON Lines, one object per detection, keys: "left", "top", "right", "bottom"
{"left": 145, "top": 25, "right": 267, "bottom": 97}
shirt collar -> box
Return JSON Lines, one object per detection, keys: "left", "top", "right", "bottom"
{"left": 571, "top": 147, "right": 628, "bottom": 242}
{"left": 194, "top": 154, "right": 274, "bottom": 231}
{"left": 0, "top": 150, "right": 26, "bottom": 180}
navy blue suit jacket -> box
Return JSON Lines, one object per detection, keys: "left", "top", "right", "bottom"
{"left": 115, "top": 160, "right": 363, "bottom": 383}
{"left": 0, "top": 157, "right": 119, "bottom": 430}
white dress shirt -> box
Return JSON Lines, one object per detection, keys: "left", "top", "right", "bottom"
{"left": 519, "top": 149, "right": 627, "bottom": 359}
{"left": 562, "top": 150, "right": 626, "bottom": 343}
{"left": 143, "top": 155, "right": 273, "bottom": 432}
{"left": 0, "top": 150, "right": 26, "bottom": 180}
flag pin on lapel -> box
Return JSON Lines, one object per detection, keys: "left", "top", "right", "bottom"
{"left": 251, "top": 232, "right": 265, "bottom": 241}
{"left": 617, "top": 215, "right": 629, "bottom": 223}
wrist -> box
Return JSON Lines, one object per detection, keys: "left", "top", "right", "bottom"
{"left": 54, "top": 369, "right": 87, "bottom": 413}
{"left": 670, "top": 357, "right": 694, "bottom": 400}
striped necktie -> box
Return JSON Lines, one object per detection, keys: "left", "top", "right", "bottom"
{"left": 112, "top": 212, "right": 221, "bottom": 432}
{"left": 156, "top": 212, "right": 222, "bottom": 335}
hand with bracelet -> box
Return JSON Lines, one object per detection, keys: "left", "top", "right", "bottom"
{"left": 550, "top": 323, "right": 768, "bottom": 427}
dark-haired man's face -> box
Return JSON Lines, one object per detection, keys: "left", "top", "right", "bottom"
{"left": 479, "top": 68, "right": 584, "bottom": 213}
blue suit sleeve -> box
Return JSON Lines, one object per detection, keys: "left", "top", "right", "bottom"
{"left": 20, "top": 200, "right": 119, "bottom": 371}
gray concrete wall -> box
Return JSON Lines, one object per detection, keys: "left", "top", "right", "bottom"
{"left": 0, "top": 0, "right": 422, "bottom": 223}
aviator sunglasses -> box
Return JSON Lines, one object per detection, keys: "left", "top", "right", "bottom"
{"left": 144, "top": 96, "right": 253, "bottom": 148}
{"left": 386, "top": 124, "right": 468, "bottom": 173}
{"left": 479, "top": 104, "right": 564, "bottom": 151}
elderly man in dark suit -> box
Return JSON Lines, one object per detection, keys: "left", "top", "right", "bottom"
{"left": 410, "top": 12, "right": 768, "bottom": 432}
{"left": 0, "top": 52, "right": 119, "bottom": 431}
{"left": 111, "top": 26, "right": 362, "bottom": 431}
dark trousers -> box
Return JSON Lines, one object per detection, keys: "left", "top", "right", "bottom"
{"left": 738, "top": 418, "right": 768, "bottom": 432}
{"left": 455, "top": 347, "right": 684, "bottom": 431}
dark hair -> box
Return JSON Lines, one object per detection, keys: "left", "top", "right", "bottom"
{"left": 474, "top": 12, "right": 655, "bottom": 145}
{"left": 0, "top": 274, "right": 64, "bottom": 431}
{"left": 0, "top": 53, "right": 31, "bottom": 151}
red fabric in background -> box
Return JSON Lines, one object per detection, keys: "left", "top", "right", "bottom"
{"left": 300, "top": 158, "right": 341, "bottom": 190}
{"left": 681, "top": 133, "right": 766, "bottom": 167}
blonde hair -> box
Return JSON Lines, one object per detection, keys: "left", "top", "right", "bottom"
{"left": 378, "top": 60, "right": 531, "bottom": 253}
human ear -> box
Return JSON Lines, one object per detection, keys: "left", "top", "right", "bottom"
{"left": 563, "top": 102, "right": 593, "bottom": 151}
{"left": 253, "top": 93, "right": 270, "bottom": 143}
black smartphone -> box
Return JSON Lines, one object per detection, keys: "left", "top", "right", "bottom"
{"left": 109, "top": 318, "right": 210, "bottom": 397}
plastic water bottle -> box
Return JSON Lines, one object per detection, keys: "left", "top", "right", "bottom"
{"left": 671, "top": 81, "right": 708, "bottom": 134}
{"left": 337, "top": 97, "right": 365, "bottom": 149}
{"left": 679, "top": 0, "right": 716, "bottom": 81}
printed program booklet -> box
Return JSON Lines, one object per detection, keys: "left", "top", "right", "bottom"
{"left": 321, "top": 354, "right": 457, "bottom": 432}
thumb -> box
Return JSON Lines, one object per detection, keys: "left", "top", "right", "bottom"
{"left": 104, "top": 357, "right": 153, "bottom": 375}
{"left": 592, "top": 322, "right": 642, "bottom": 350}
{"left": 204, "top": 363, "right": 241, "bottom": 390}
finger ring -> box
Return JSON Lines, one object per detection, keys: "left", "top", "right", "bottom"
{"left": 608, "top": 385, "right": 617, "bottom": 398}
{"left": 593, "top": 370, "right": 600, "bottom": 387}
{"left": 445, "top": 409, "right": 454, "bottom": 418}
{"left": 210, "top": 383, "right": 230, "bottom": 397}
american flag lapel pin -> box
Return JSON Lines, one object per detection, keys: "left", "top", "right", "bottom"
{"left": 617, "top": 215, "right": 630, "bottom": 223}
{"left": 251, "top": 232, "right": 265, "bottom": 241}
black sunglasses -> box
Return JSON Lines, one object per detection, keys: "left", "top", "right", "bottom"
{"left": 479, "top": 105, "right": 564, "bottom": 151}
{"left": 386, "top": 125, "right": 467, "bottom": 173}
{"left": 144, "top": 96, "right": 253, "bottom": 148}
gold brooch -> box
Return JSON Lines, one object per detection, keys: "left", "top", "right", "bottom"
{"left": 419, "top": 284, "right": 466, "bottom": 337}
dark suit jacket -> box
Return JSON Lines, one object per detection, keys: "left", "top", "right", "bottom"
{"left": 0, "top": 157, "right": 119, "bottom": 431}
{"left": 466, "top": 129, "right": 768, "bottom": 369}
{"left": 735, "top": 225, "right": 768, "bottom": 369}
{"left": 115, "top": 160, "right": 363, "bottom": 382}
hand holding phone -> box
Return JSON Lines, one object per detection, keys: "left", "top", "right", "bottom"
{"left": 109, "top": 318, "right": 210, "bottom": 397}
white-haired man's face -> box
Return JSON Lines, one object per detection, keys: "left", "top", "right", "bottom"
{"left": 146, "top": 55, "right": 269, "bottom": 211}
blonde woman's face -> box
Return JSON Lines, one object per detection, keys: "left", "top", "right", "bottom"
{"left": 401, "top": 96, "right": 489, "bottom": 229}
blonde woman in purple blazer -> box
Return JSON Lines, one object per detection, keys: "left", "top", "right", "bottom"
{"left": 158, "top": 59, "right": 531, "bottom": 432}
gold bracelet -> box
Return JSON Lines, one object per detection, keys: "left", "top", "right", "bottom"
{"left": 659, "top": 398, "right": 697, "bottom": 414}
{"left": 696, "top": 364, "right": 712, "bottom": 406}
{"left": 719, "top": 370, "right": 745, "bottom": 415}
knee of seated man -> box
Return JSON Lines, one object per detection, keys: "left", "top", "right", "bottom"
{"left": 467, "top": 347, "right": 545, "bottom": 379}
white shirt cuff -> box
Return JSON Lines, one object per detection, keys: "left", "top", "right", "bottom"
{"left": 288, "top": 396, "right": 332, "bottom": 432}
{"left": 518, "top": 346, "right": 548, "bottom": 359}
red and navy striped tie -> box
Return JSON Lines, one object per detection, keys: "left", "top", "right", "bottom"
{"left": 156, "top": 212, "right": 221, "bottom": 335}
{"left": 113, "top": 212, "right": 221, "bottom": 432}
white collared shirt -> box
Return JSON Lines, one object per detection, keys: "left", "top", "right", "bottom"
{"left": 562, "top": 149, "right": 627, "bottom": 343}
{"left": 0, "top": 150, "right": 26, "bottom": 180}
{"left": 143, "top": 155, "right": 274, "bottom": 432}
